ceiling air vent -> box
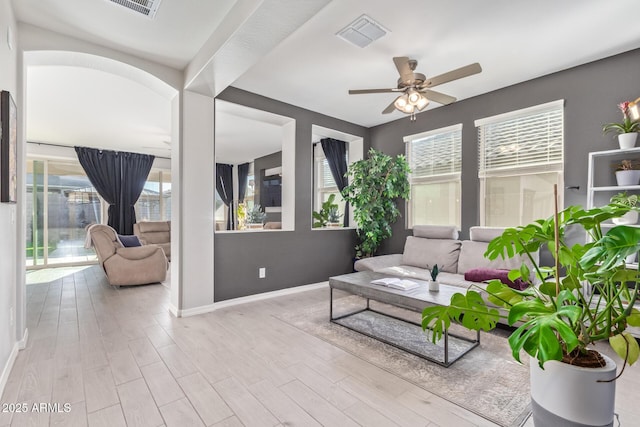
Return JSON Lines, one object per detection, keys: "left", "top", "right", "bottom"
{"left": 108, "top": 0, "right": 163, "bottom": 19}
{"left": 337, "top": 14, "right": 388, "bottom": 48}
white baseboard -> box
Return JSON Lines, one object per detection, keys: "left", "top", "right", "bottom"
{"left": 172, "top": 281, "right": 329, "bottom": 318}
{"left": 0, "top": 342, "right": 20, "bottom": 399}
{"left": 18, "top": 328, "right": 28, "bottom": 350}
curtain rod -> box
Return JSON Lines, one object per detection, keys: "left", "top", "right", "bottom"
{"left": 27, "top": 141, "right": 171, "bottom": 160}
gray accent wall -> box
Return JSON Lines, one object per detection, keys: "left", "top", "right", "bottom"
{"left": 214, "top": 87, "right": 366, "bottom": 301}
{"left": 370, "top": 48, "right": 640, "bottom": 255}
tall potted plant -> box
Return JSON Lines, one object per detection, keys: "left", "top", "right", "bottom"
{"left": 341, "top": 148, "right": 411, "bottom": 258}
{"left": 422, "top": 198, "right": 640, "bottom": 426}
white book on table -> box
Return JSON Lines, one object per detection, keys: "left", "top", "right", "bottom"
{"left": 370, "top": 277, "right": 419, "bottom": 291}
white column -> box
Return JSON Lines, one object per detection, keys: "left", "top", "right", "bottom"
{"left": 171, "top": 90, "right": 215, "bottom": 314}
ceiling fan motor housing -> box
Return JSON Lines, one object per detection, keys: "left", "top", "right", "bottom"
{"left": 397, "top": 72, "right": 426, "bottom": 89}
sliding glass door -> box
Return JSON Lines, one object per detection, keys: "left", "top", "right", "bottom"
{"left": 26, "top": 158, "right": 171, "bottom": 269}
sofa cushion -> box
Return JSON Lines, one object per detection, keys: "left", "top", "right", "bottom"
{"left": 457, "top": 240, "right": 539, "bottom": 276}
{"left": 413, "top": 225, "right": 459, "bottom": 239}
{"left": 464, "top": 267, "right": 528, "bottom": 290}
{"left": 402, "top": 236, "right": 461, "bottom": 273}
{"left": 469, "top": 226, "right": 505, "bottom": 242}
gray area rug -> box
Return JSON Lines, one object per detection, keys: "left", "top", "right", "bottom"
{"left": 279, "top": 295, "right": 531, "bottom": 427}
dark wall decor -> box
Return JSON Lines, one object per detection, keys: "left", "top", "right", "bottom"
{"left": 0, "top": 90, "right": 17, "bottom": 203}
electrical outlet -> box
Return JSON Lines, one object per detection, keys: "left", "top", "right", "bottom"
{"left": 259, "top": 267, "right": 266, "bottom": 278}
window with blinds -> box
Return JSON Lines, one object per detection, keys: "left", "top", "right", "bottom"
{"left": 313, "top": 143, "right": 347, "bottom": 218}
{"left": 475, "top": 100, "right": 564, "bottom": 226}
{"left": 404, "top": 124, "right": 462, "bottom": 229}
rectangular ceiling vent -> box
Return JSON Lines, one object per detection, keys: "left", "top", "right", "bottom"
{"left": 108, "top": 0, "right": 162, "bottom": 19}
{"left": 337, "top": 14, "right": 388, "bottom": 48}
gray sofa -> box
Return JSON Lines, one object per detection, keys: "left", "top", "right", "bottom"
{"left": 354, "top": 225, "right": 539, "bottom": 322}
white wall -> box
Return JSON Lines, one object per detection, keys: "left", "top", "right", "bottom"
{"left": 0, "top": 0, "right": 20, "bottom": 392}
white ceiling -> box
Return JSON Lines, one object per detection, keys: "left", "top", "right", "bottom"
{"left": 233, "top": 0, "right": 640, "bottom": 127}
{"left": 13, "top": 0, "right": 640, "bottom": 156}
{"left": 12, "top": 0, "right": 237, "bottom": 69}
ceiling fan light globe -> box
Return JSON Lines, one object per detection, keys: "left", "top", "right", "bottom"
{"left": 394, "top": 94, "right": 408, "bottom": 109}
{"left": 407, "top": 89, "right": 421, "bottom": 105}
{"left": 416, "top": 96, "right": 429, "bottom": 110}
{"left": 402, "top": 103, "right": 415, "bottom": 114}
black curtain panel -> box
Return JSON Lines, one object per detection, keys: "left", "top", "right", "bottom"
{"left": 237, "top": 162, "right": 250, "bottom": 204}
{"left": 120, "top": 151, "right": 155, "bottom": 235}
{"left": 320, "top": 138, "right": 349, "bottom": 226}
{"left": 216, "top": 163, "right": 234, "bottom": 230}
{"left": 75, "top": 146, "right": 122, "bottom": 231}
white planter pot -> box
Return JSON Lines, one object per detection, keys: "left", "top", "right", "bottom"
{"left": 612, "top": 210, "right": 639, "bottom": 225}
{"left": 428, "top": 280, "right": 439, "bottom": 292}
{"left": 618, "top": 132, "right": 638, "bottom": 149}
{"left": 530, "top": 353, "right": 616, "bottom": 426}
{"left": 615, "top": 170, "right": 640, "bottom": 186}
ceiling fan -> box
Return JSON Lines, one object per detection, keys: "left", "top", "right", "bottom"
{"left": 348, "top": 57, "right": 482, "bottom": 120}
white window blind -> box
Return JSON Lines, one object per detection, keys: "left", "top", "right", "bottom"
{"left": 476, "top": 100, "right": 564, "bottom": 177}
{"left": 405, "top": 124, "right": 462, "bottom": 181}
{"left": 404, "top": 124, "right": 462, "bottom": 228}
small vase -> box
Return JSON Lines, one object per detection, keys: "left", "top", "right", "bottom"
{"left": 428, "top": 280, "right": 439, "bottom": 292}
{"left": 615, "top": 170, "right": 640, "bottom": 186}
{"left": 618, "top": 133, "right": 638, "bottom": 149}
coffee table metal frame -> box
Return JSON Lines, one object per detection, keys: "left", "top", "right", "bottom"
{"left": 329, "top": 271, "right": 480, "bottom": 367}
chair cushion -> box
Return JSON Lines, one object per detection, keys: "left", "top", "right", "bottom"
{"left": 118, "top": 234, "right": 141, "bottom": 247}
{"left": 137, "top": 221, "right": 170, "bottom": 233}
{"left": 402, "top": 236, "right": 461, "bottom": 273}
{"left": 464, "top": 267, "right": 528, "bottom": 290}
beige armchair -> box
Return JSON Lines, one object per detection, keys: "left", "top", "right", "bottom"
{"left": 133, "top": 221, "right": 171, "bottom": 261}
{"left": 88, "top": 224, "right": 168, "bottom": 286}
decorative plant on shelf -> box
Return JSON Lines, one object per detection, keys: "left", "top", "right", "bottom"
{"left": 602, "top": 101, "right": 640, "bottom": 136}
{"left": 327, "top": 206, "right": 342, "bottom": 225}
{"left": 246, "top": 204, "right": 266, "bottom": 225}
{"left": 611, "top": 192, "right": 639, "bottom": 225}
{"left": 312, "top": 194, "right": 341, "bottom": 228}
{"left": 422, "top": 197, "right": 640, "bottom": 424}
{"left": 610, "top": 191, "right": 639, "bottom": 207}
{"left": 341, "top": 148, "right": 411, "bottom": 258}
{"left": 236, "top": 203, "right": 247, "bottom": 230}
{"left": 615, "top": 159, "right": 639, "bottom": 171}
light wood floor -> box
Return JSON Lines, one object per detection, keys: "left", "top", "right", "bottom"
{"left": 3, "top": 265, "right": 640, "bottom": 427}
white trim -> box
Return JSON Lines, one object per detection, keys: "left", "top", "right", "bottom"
{"left": 403, "top": 123, "right": 463, "bottom": 143}
{"left": 0, "top": 342, "right": 20, "bottom": 397}
{"left": 18, "top": 328, "right": 28, "bottom": 350}
{"left": 474, "top": 99, "right": 565, "bottom": 127}
{"left": 170, "top": 281, "right": 329, "bottom": 318}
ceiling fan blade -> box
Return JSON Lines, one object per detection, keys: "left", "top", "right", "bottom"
{"left": 393, "top": 56, "right": 413, "bottom": 81}
{"left": 422, "top": 63, "right": 482, "bottom": 88}
{"left": 421, "top": 89, "right": 456, "bottom": 105}
{"left": 382, "top": 100, "right": 397, "bottom": 114}
{"left": 349, "top": 88, "right": 399, "bottom": 95}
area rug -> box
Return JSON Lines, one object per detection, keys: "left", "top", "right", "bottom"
{"left": 278, "top": 295, "right": 531, "bottom": 427}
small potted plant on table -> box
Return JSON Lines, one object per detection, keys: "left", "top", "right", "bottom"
{"left": 610, "top": 191, "right": 639, "bottom": 225}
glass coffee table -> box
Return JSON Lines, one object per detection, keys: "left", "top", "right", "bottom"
{"left": 329, "top": 270, "right": 480, "bottom": 367}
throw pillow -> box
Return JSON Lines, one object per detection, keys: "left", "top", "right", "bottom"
{"left": 464, "top": 267, "right": 528, "bottom": 290}
{"left": 118, "top": 234, "right": 142, "bottom": 247}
